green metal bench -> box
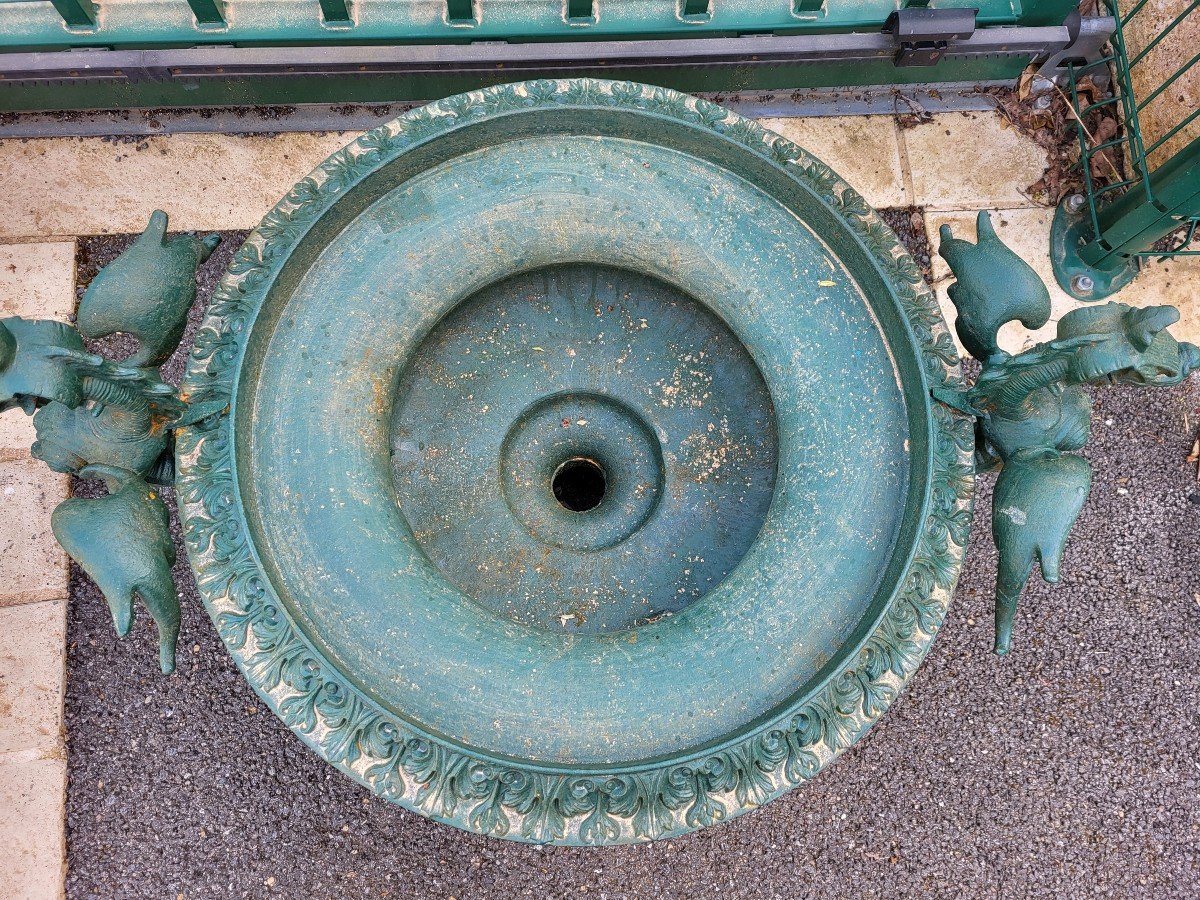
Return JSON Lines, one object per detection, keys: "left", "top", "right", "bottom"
{"left": 0, "top": 0, "right": 1106, "bottom": 111}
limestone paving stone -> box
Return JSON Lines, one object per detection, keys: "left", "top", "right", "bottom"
{"left": 0, "top": 118, "right": 916, "bottom": 241}
{"left": 0, "top": 750, "right": 67, "bottom": 900}
{"left": 757, "top": 115, "right": 910, "bottom": 208}
{"left": 0, "top": 413, "right": 38, "bottom": 456}
{"left": 0, "top": 242, "right": 76, "bottom": 322}
{"left": 0, "top": 600, "right": 67, "bottom": 755}
{"left": 0, "top": 132, "right": 358, "bottom": 238}
{"left": 0, "top": 241, "right": 77, "bottom": 451}
{"left": 0, "top": 458, "right": 69, "bottom": 606}
{"left": 903, "top": 112, "right": 1047, "bottom": 210}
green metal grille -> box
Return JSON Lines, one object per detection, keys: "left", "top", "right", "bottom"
{"left": 1065, "top": 0, "right": 1200, "bottom": 266}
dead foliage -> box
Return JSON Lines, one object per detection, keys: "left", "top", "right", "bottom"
{"left": 987, "top": 68, "right": 1126, "bottom": 206}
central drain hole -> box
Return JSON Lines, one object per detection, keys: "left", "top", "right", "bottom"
{"left": 552, "top": 457, "right": 606, "bottom": 512}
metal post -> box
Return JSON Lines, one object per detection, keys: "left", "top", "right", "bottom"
{"left": 1050, "top": 0, "right": 1200, "bottom": 300}
{"left": 185, "top": 0, "right": 226, "bottom": 26}
{"left": 320, "top": 0, "right": 353, "bottom": 24}
{"left": 48, "top": 0, "right": 97, "bottom": 27}
{"left": 1082, "top": 137, "right": 1200, "bottom": 271}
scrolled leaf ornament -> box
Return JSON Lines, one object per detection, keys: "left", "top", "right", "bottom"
{"left": 935, "top": 210, "right": 1199, "bottom": 655}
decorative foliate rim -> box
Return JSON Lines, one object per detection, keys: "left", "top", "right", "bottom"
{"left": 176, "top": 78, "right": 975, "bottom": 845}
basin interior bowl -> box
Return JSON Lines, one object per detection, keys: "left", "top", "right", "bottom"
{"left": 178, "top": 80, "right": 970, "bottom": 843}
{"left": 242, "top": 127, "right": 914, "bottom": 766}
{"left": 390, "top": 263, "right": 778, "bottom": 634}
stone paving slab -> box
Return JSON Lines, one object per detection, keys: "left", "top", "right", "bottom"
{"left": 904, "top": 112, "right": 1047, "bottom": 210}
{"left": 0, "top": 240, "right": 77, "bottom": 450}
{"left": 757, "top": 115, "right": 910, "bottom": 208}
{"left": 0, "top": 241, "right": 76, "bottom": 321}
{"left": 0, "top": 458, "right": 69, "bottom": 606}
{"left": 0, "top": 600, "right": 67, "bottom": 755}
{"left": 0, "top": 112, "right": 1044, "bottom": 242}
{"left": 0, "top": 749, "right": 67, "bottom": 900}
{"left": 0, "top": 133, "right": 355, "bottom": 238}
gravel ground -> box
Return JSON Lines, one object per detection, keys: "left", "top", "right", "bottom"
{"left": 64, "top": 231, "right": 1200, "bottom": 899}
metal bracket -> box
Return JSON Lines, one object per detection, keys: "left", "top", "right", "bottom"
{"left": 883, "top": 8, "right": 977, "bottom": 67}
{"left": 1036, "top": 12, "right": 1115, "bottom": 85}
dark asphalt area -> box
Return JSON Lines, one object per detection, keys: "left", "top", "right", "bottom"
{"left": 64, "top": 230, "right": 1200, "bottom": 899}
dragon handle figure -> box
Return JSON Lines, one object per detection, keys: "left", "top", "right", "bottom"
{"left": 936, "top": 211, "right": 1199, "bottom": 654}
{"left": 0, "top": 212, "right": 220, "bottom": 673}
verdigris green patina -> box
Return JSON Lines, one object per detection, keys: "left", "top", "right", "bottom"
{"left": 0, "top": 212, "right": 221, "bottom": 672}
{"left": 172, "top": 78, "right": 973, "bottom": 842}
{"left": 0, "top": 79, "right": 1192, "bottom": 844}
{"left": 935, "top": 211, "right": 1198, "bottom": 655}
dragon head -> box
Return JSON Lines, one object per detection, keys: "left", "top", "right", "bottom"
{"left": 0, "top": 317, "right": 88, "bottom": 413}
{"left": 1056, "top": 302, "right": 1200, "bottom": 385}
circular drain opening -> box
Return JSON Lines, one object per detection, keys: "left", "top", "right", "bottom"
{"left": 552, "top": 457, "right": 606, "bottom": 512}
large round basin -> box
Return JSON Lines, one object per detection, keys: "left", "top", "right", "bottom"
{"left": 176, "top": 78, "right": 974, "bottom": 844}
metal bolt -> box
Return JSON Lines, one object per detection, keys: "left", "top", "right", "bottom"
{"left": 1030, "top": 75, "right": 1056, "bottom": 95}
{"left": 1032, "top": 94, "right": 1052, "bottom": 111}
{"left": 1072, "top": 274, "right": 1095, "bottom": 294}
{"left": 1065, "top": 193, "right": 1086, "bottom": 213}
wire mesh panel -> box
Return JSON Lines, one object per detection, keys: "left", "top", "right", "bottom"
{"left": 1058, "top": 0, "right": 1199, "bottom": 293}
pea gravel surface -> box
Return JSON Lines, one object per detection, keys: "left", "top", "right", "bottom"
{"left": 65, "top": 231, "right": 1200, "bottom": 899}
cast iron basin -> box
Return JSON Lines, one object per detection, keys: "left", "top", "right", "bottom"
{"left": 174, "top": 78, "right": 974, "bottom": 843}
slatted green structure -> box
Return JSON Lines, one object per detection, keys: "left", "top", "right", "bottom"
{"left": 8, "top": 0, "right": 1078, "bottom": 43}
{"left": 0, "top": 0, "right": 1095, "bottom": 113}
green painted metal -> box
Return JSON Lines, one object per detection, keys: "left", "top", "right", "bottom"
{"left": 1, "top": 0, "right": 1054, "bottom": 50}
{"left": 0, "top": 0, "right": 1066, "bottom": 113}
{"left": 169, "top": 79, "right": 975, "bottom": 842}
{"left": 0, "top": 55, "right": 1031, "bottom": 114}
{"left": 938, "top": 211, "right": 1198, "bottom": 653}
{"left": 319, "top": 0, "right": 352, "bottom": 23}
{"left": 52, "top": 466, "right": 180, "bottom": 674}
{"left": 184, "top": 0, "right": 225, "bottom": 26}
{"left": 0, "top": 212, "right": 222, "bottom": 673}
{"left": 1052, "top": 0, "right": 1200, "bottom": 300}
{"left": 391, "top": 265, "right": 777, "bottom": 633}
{"left": 78, "top": 211, "right": 220, "bottom": 367}
{"left": 47, "top": 0, "right": 95, "bottom": 28}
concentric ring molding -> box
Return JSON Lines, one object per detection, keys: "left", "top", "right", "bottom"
{"left": 176, "top": 78, "right": 976, "bottom": 845}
